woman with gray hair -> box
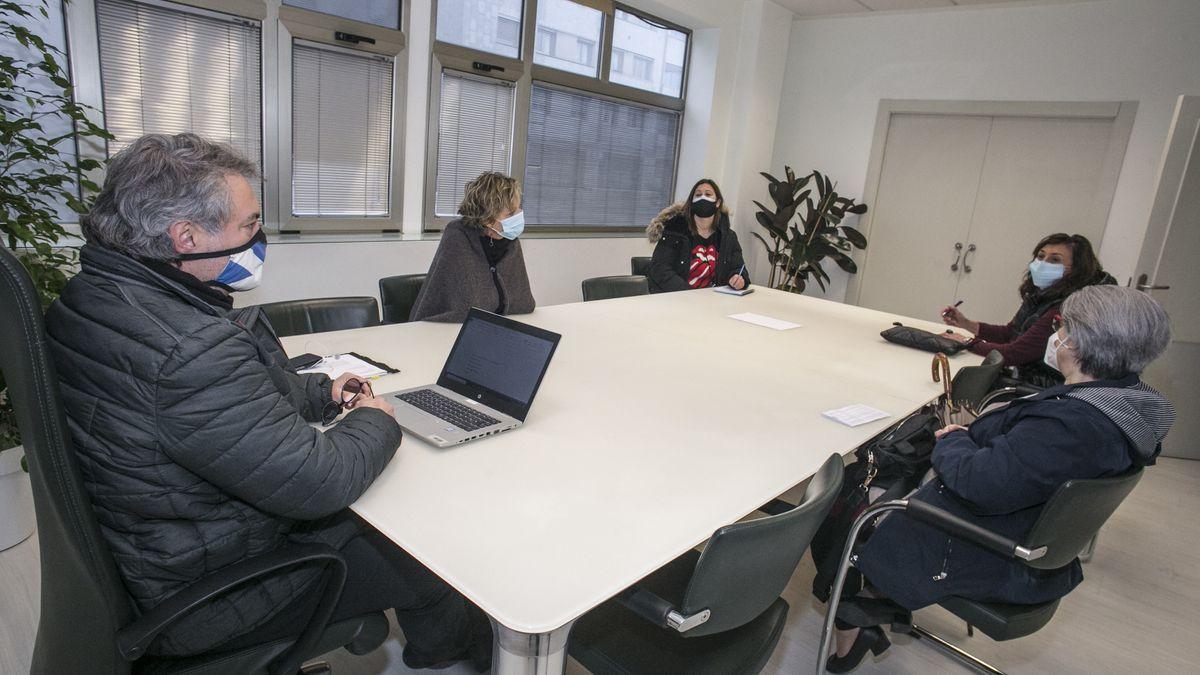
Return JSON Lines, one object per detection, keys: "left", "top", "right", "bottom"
{"left": 822, "top": 285, "right": 1176, "bottom": 672}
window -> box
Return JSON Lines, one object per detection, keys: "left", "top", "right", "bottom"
{"left": 576, "top": 38, "right": 595, "bottom": 68}
{"left": 96, "top": 0, "right": 262, "bottom": 199}
{"left": 430, "top": 0, "right": 689, "bottom": 230}
{"left": 534, "top": 0, "right": 602, "bottom": 78}
{"left": 291, "top": 42, "right": 394, "bottom": 217}
{"left": 496, "top": 16, "right": 520, "bottom": 48}
{"left": 608, "top": 7, "right": 688, "bottom": 97}
{"left": 535, "top": 27, "right": 554, "bottom": 56}
{"left": 436, "top": 0, "right": 523, "bottom": 59}
{"left": 282, "top": 0, "right": 401, "bottom": 31}
{"left": 632, "top": 55, "right": 652, "bottom": 81}
{"left": 434, "top": 72, "right": 515, "bottom": 217}
{"left": 523, "top": 84, "right": 679, "bottom": 229}
{"left": 611, "top": 47, "right": 626, "bottom": 74}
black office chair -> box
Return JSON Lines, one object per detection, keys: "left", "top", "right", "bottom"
{"left": 817, "top": 467, "right": 1144, "bottom": 674}
{"left": 378, "top": 274, "right": 426, "bottom": 324}
{"left": 570, "top": 454, "right": 845, "bottom": 675}
{"left": 0, "top": 246, "right": 388, "bottom": 674}
{"left": 581, "top": 275, "right": 650, "bottom": 302}
{"left": 256, "top": 297, "right": 380, "bottom": 338}
{"left": 949, "top": 350, "right": 1006, "bottom": 418}
{"left": 631, "top": 256, "right": 652, "bottom": 277}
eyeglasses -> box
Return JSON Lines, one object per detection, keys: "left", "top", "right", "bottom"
{"left": 1051, "top": 316, "right": 1065, "bottom": 333}
{"left": 321, "top": 378, "right": 372, "bottom": 425}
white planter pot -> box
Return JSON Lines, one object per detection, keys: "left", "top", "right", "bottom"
{"left": 0, "top": 445, "right": 36, "bottom": 551}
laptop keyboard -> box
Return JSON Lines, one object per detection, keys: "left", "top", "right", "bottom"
{"left": 397, "top": 389, "right": 501, "bottom": 431}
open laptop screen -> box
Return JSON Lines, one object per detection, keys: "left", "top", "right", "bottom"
{"left": 438, "top": 309, "right": 561, "bottom": 421}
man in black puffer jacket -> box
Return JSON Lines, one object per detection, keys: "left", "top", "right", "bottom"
{"left": 44, "top": 133, "right": 490, "bottom": 669}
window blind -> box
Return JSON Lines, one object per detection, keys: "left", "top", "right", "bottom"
{"left": 434, "top": 71, "right": 515, "bottom": 217}
{"left": 96, "top": 0, "right": 262, "bottom": 196}
{"left": 523, "top": 83, "right": 679, "bottom": 228}
{"left": 291, "top": 42, "right": 394, "bottom": 218}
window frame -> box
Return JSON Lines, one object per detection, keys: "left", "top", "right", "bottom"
{"left": 426, "top": 0, "right": 691, "bottom": 233}
{"left": 276, "top": 2, "right": 408, "bottom": 231}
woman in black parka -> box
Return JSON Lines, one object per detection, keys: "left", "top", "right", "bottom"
{"left": 645, "top": 178, "right": 749, "bottom": 293}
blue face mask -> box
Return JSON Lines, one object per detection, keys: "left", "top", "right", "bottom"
{"left": 177, "top": 228, "right": 267, "bottom": 292}
{"left": 1028, "top": 259, "right": 1065, "bottom": 289}
{"left": 493, "top": 210, "right": 525, "bottom": 240}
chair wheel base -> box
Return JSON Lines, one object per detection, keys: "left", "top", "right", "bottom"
{"left": 299, "top": 661, "right": 332, "bottom": 675}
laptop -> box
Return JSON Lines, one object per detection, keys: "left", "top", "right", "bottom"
{"left": 389, "top": 308, "right": 561, "bottom": 448}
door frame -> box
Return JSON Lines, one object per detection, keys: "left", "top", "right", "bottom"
{"left": 846, "top": 99, "right": 1138, "bottom": 306}
{"left": 1134, "top": 95, "right": 1200, "bottom": 291}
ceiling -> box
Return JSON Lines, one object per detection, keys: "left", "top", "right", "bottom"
{"left": 775, "top": 0, "right": 1099, "bottom": 19}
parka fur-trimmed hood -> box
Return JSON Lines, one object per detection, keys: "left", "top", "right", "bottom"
{"left": 646, "top": 201, "right": 732, "bottom": 242}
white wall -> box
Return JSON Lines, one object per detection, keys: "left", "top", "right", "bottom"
{"left": 771, "top": 0, "right": 1200, "bottom": 302}
{"left": 251, "top": 0, "right": 791, "bottom": 308}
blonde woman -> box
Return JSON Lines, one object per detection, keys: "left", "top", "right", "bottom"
{"left": 410, "top": 172, "right": 536, "bottom": 322}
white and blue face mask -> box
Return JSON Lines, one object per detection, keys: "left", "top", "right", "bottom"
{"left": 177, "top": 229, "right": 267, "bottom": 292}
{"left": 1028, "top": 259, "right": 1065, "bottom": 289}
{"left": 492, "top": 210, "right": 525, "bottom": 240}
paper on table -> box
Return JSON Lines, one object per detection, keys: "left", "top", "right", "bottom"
{"left": 297, "top": 353, "right": 389, "bottom": 379}
{"left": 713, "top": 285, "right": 755, "bottom": 296}
{"left": 728, "top": 312, "right": 801, "bottom": 331}
{"left": 822, "top": 404, "right": 891, "bottom": 427}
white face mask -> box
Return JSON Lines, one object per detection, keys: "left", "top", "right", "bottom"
{"left": 1044, "top": 332, "right": 1069, "bottom": 372}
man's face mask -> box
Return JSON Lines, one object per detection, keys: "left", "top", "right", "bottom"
{"left": 177, "top": 229, "right": 267, "bottom": 292}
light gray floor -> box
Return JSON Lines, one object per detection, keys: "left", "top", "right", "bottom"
{"left": 3, "top": 457, "right": 1199, "bottom": 675}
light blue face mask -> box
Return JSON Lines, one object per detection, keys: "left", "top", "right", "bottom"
{"left": 493, "top": 210, "right": 525, "bottom": 240}
{"left": 1028, "top": 259, "right": 1065, "bottom": 289}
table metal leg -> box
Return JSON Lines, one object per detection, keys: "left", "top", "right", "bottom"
{"left": 491, "top": 620, "right": 575, "bottom": 675}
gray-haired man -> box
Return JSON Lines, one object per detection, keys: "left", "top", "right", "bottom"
{"left": 44, "top": 133, "right": 490, "bottom": 669}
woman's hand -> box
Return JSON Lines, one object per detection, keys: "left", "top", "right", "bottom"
{"left": 942, "top": 307, "right": 980, "bottom": 334}
{"left": 942, "top": 330, "right": 973, "bottom": 344}
{"left": 729, "top": 274, "right": 746, "bottom": 290}
{"left": 934, "top": 423, "right": 969, "bottom": 439}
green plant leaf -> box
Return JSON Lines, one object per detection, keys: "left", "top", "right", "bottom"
{"left": 840, "top": 226, "right": 868, "bottom": 249}
{"left": 847, "top": 202, "right": 868, "bottom": 215}
{"left": 830, "top": 252, "right": 858, "bottom": 274}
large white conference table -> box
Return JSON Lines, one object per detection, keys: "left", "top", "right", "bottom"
{"left": 280, "top": 287, "right": 971, "bottom": 674}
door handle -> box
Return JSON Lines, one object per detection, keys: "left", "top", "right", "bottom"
{"left": 950, "top": 242, "right": 963, "bottom": 272}
{"left": 1135, "top": 273, "right": 1170, "bottom": 291}
{"left": 962, "top": 244, "right": 977, "bottom": 273}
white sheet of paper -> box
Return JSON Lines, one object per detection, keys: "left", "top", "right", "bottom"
{"left": 822, "top": 404, "right": 891, "bottom": 427}
{"left": 728, "top": 312, "right": 801, "bottom": 331}
{"left": 297, "top": 353, "right": 388, "bottom": 379}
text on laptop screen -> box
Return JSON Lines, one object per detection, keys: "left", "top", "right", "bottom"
{"left": 443, "top": 317, "right": 556, "bottom": 404}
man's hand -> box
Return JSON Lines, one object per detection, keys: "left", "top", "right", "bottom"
{"left": 354, "top": 395, "right": 395, "bottom": 417}
{"left": 331, "top": 372, "right": 360, "bottom": 402}
{"left": 935, "top": 423, "right": 969, "bottom": 439}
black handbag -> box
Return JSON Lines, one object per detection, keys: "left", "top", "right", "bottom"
{"left": 880, "top": 322, "right": 967, "bottom": 355}
{"left": 809, "top": 406, "right": 942, "bottom": 602}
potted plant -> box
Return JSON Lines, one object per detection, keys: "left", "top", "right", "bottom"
{"left": 751, "top": 166, "right": 868, "bottom": 293}
{"left": 1, "top": 0, "right": 112, "bottom": 550}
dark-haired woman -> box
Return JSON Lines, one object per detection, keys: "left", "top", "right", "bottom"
{"left": 942, "top": 233, "right": 1114, "bottom": 387}
{"left": 645, "top": 179, "right": 749, "bottom": 293}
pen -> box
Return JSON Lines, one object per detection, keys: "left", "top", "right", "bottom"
{"left": 737, "top": 263, "right": 745, "bottom": 277}
{"left": 942, "top": 299, "right": 963, "bottom": 318}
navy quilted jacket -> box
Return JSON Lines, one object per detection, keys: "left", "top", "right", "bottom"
{"left": 856, "top": 376, "right": 1173, "bottom": 610}
{"left": 44, "top": 244, "right": 403, "bottom": 655}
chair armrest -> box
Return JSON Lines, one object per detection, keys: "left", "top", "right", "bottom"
{"left": 905, "top": 499, "right": 1046, "bottom": 562}
{"left": 116, "top": 543, "right": 348, "bottom": 673}
{"left": 616, "top": 587, "right": 711, "bottom": 633}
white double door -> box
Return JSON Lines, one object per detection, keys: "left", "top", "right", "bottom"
{"left": 853, "top": 105, "right": 1131, "bottom": 325}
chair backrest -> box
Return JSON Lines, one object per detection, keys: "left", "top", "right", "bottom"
{"left": 581, "top": 275, "right": 650, "bottom": 302}
{"left": 0, "top": 247, "right": 134, "bottom": 673}
{"left": 679, "top": 454, "right": 844, "bottom": 637}
{"left": 950, "top": 350, "right": 1005, "bottom": 412}
{"left": 256, "top": 296, "right": 380, "bottom": 337}
{"left": 1023, "top": 467, "right": 1143, "bottom": 570}
{"left": 630, "top": 256, "right": 652, "bottom": 277}
{"left": 378, "top": 274, "right": 427, "bottom": 324}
